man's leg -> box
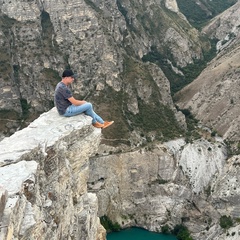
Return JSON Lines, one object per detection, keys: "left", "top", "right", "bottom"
{"left": 64, "top": 102, "right": 104, "bottom": 124}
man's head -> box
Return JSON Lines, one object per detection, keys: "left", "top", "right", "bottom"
{"left": 61, "top": 69, "right": 78, "bottom": 85}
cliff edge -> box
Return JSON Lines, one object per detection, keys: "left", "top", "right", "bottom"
{"left": 0, "top": 107, "right": 106, "bottom": 240}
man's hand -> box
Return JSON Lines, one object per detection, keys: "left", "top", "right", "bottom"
{"left": 68, "top": 97, "right": 87, "bottom": 106}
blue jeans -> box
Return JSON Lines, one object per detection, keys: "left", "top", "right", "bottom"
{"left": 63, "top": 102, "right": 104, "bottom": 124}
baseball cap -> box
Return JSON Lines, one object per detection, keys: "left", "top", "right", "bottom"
{"left": 62, "top": 69, "right": 78, "bottom": 78}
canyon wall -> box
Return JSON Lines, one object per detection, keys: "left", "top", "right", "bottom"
{"left": 1, "top": 108, "right": 240, "bottom": 240}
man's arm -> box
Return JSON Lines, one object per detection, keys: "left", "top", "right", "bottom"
{"left": 68, "top": 97, "right": 87, "bottom": 106}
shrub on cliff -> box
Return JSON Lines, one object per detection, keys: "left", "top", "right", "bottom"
{"left": 220, "top": 215, "right": 233, "bottom": 229}
{"left": 172, "top": 224, "right": 193, "bottom": 240}
{"left": 100, "top": 215, "right": 121, "bottom": 232}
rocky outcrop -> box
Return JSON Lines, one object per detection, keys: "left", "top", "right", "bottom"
{"left": 1, "top": 1, "right": 240, "bottom": 239}
{"left": 0, "top": 108, "right": 105, "bottom": 240}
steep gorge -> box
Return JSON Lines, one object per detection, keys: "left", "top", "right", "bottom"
{"left": 1, "top": 0, "right": 240, "bottom": 239}
{"left": 0, "top": 0, "right": 210, "bottom": 143}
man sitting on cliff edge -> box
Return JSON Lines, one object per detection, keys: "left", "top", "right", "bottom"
{"left": 54, "top": 69, "right": 114, "bottom": 129}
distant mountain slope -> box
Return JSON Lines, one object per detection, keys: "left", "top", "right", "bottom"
{"left": 176, "top": 0, "right": 237, "bottom": 28}
{"left": 175, "top": 1, "right": 240, "bottom": 141}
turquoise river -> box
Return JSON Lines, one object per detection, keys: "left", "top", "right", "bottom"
{"left": 107, "top": 227, "right": 177, "bottom": 240}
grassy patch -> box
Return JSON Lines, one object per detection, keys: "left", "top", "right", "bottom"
{"left": 91, "top": 55, "right": 184, "bottom": 145}
{"left": 91, "top": 86, "right": 132, "bottom": 145}
{"left": 121, "top": 55, "right": 184, "bottom": 141}
{"left": 126, "top": 99, "right": 183, "bottom": 142}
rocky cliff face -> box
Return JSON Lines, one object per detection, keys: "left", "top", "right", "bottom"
{"left": 1, "top": 0, "right": 240, "bottom": 239}
{"left": 1, "top": 108, "right": 240, "bottom": 240}
{"left": 89, "top": 136, "right": 240, "bottom": 240}
{"left": 0, "top": 108, "right": 105, "bottom": 240}
{"left": 0, "top": 0, "right": 209, "bottom": 142}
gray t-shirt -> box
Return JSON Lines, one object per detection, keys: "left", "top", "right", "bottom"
{"left": 54, "top": 82, "right": 72, "bottom": 115}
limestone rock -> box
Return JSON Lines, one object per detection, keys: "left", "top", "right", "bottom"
{"left": 165, "top": 0, "right": 179, "bottom": 13}
{"left": 0, "top": 106, "right": 239, "bottom": 240}
{"left": 88, "top": 137, "right": 234, "bottom": 239}
{"left": 0, "top": 107, "right": 105, "bottom": 240}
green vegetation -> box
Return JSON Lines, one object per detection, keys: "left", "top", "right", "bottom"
{"left": 126, "top": 99, "right": 183, "bottom": 142}
{"left": 92, "top": 55, "right": 184, "bottom": 145}
{"left": 91, "top": 85, "right": 131, "bottom": 145}
{"left": 161, "top": 224, "right": 171, "bottom": 234}
{"left": 224, "top": 140, "right": 240, "bottom": 156}
{"left": 172, "top": 224, "right": 193, "bottom": 240}
{"left": 235, "top": 218, "right": 240, "bottom": 223}
{"left": 219, "top": 215, "right": 233, "bottom": 229}
{"left": 142, "top": 39, "right": 217, "bottom": 94}
{"left": 177, "top": 107, "right": 223, "bottom": 143}
{"left": 121, "top": 55, "right": 184, "bottom": 142}
{"left": 0, "top": 15, "right": 16, "bottom": 79}
{"left": 178, "top": 108, "right": 201, "bottom": 143}
{"left": 20, "top": 98, "right": 31, "bottom": 119}
{"left": 100, "top": 215, "right": 121, "bottom": 232}
{"left": 176, "top": 0, "right": 237, "bottom": 29}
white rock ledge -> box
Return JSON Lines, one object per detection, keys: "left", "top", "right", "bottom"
{"left": 0, "top": 107, "right": 93, "bottom": 167}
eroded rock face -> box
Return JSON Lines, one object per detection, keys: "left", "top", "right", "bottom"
{"left": 0, "top": 108, "right": 105, "bottom": 240}
{"left": 88, "top": 137, "right": 239, "bottom": 239}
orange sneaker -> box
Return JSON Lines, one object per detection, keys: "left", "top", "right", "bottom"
{"left": 92, "top": 122, "right": 104, "bottom": 128}
{"left": 102, "top": 121, "right": 114, "bottom": 129}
